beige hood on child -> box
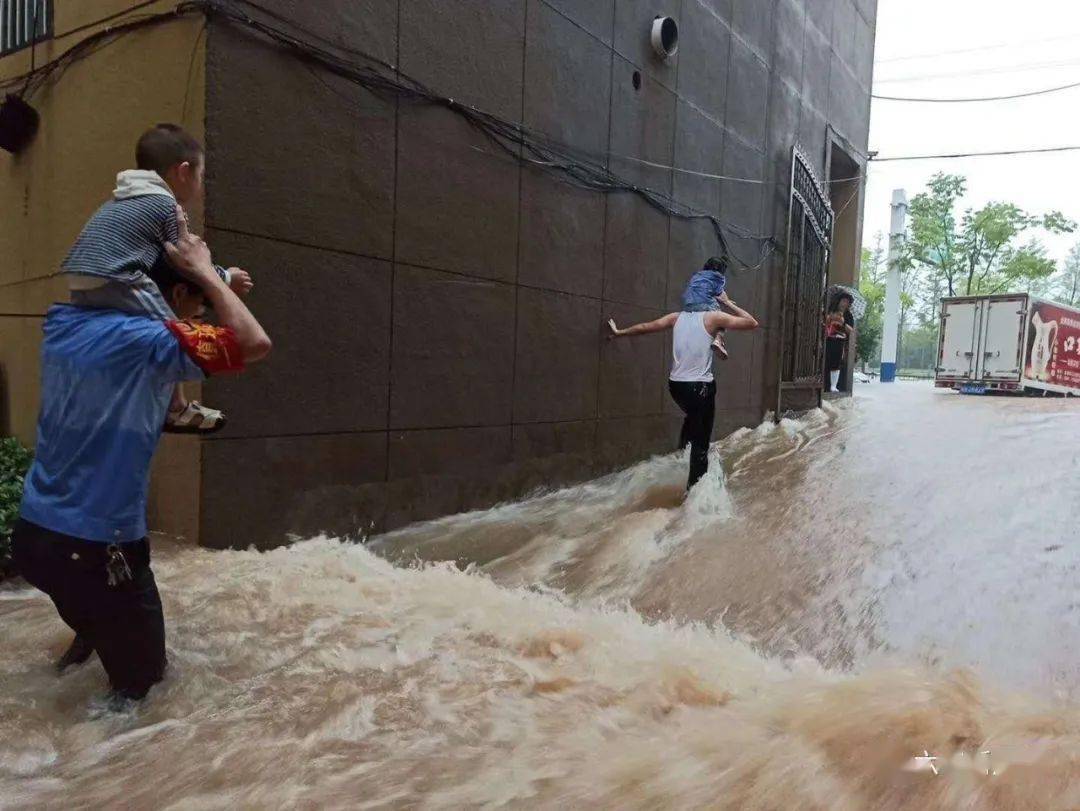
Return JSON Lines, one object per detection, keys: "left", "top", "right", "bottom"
{"left": 113, "top": 169, "right": 175, "bottom": 201}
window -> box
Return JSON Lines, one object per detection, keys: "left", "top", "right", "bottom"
{"left": 1, "top": 0, "right": 52, "bottom": 57}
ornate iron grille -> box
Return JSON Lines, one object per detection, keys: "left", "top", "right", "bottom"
{"left": 779, "top": 145, "right": 833, "bottom": 393}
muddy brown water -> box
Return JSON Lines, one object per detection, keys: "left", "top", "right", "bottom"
{"left": 3, "top": 382, "right": 1079, "bottom": 808}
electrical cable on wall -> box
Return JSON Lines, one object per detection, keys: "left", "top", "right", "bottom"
{"left": 1, "top": 0, "right": 798, "bottom": 271}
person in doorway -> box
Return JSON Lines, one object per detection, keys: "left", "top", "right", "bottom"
{"left": 824, "top": 292, "right": 856, "bottom": 392}
{"left": 61, "top": 123, "right": 254, "bottom": 433}
{"left": 12, "top": 209, "right": 271, "bottom": 704}
{"left": 607, "top": 292, "right": 759, "bottom": 490}
{"left": 681, "top": 255, "right": 732, "bottom": 359}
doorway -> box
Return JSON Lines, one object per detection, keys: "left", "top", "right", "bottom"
{"left": 823, "top": 137, "right": 862, "bottom": 394}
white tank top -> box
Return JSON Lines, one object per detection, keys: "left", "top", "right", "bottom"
{"left": 670, "top": 311, "right": 714, "bottom": 382}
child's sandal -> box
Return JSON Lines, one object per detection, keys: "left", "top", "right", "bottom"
{"left": 164, "top": 401, "right": 227, "bottom": 434}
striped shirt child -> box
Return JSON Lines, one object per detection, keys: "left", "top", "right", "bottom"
{"left": 62, "top": 169, "right": 229, "bottom": 317}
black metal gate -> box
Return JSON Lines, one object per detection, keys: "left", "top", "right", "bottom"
{"left": 777, "top": 146, "right": 833, "bottom": 415}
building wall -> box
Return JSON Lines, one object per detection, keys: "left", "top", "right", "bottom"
{"left": 199, "top": 0, "right": 877, "bottom": 548}
{"left": 0, "top": 1, "right": 876, "bottom": 549}
{"left": 0, "top": 0, "right": 208, "bottom": 541}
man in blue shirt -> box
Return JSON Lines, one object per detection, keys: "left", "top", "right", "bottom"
{"left": 12, "top": 208, "right": 271, "bottom": 701}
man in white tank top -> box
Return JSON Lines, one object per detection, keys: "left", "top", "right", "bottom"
{"left": 607, "top": 292, "right": 759, "bottom": 490}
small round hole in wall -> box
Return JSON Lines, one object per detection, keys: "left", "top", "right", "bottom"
{"left": 650, "top": 16, "right": 678, "bottom": 59}
{"left": 632, "top": 70, "right": 642, "bottom": 90}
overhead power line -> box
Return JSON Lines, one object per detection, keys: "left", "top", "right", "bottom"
{"left": 875, "top": 32, "right": 1080, "bottom": 64}
{"left": 876, "top": 57, "right": 1080, "bottom": 85}
{"left": 871, "top": 145, "right": 1080, "bottom": 162}
{"left": 873, "top": 79, "right": 1080, "bottom": 103}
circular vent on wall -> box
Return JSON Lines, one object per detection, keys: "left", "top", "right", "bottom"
{"left": 650, "top": 16, "right": 678, "bottom": 59}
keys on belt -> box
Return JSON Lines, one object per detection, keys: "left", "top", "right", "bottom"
{"left": 105, "top": 544, "right": 133, "bottom": 587}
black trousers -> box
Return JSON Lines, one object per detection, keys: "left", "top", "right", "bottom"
{"left": 12, "top": 519, "right": 167, "bottom": 700}
{"left": 825, "top": 336, "right": 846, "bottom": 371}
{"left": 668, "top": 380, "right": 716, "bottom": 490}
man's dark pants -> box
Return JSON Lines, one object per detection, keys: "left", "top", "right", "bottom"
{"left": 668, "top": 380, "right": 717, "bottom": 490}
{"left": 12, "top": 519, "right": 166, "bottom": 699}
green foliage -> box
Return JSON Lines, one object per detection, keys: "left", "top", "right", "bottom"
{"left": 906, "top": 172, "right": 1074, "bottom": 298}
{"left": 0, "top": 437, "right": 32, "bottom": 576}
{"left": 869, "top": 173, "right": 1080, "bottom": 373}
{"left": 1034, "top": 241, "right": 1080, "bottom": 305}
{"left": 896, "top": 322, "right": 939, "bottom": 370}
{"left": 856, "top": 315, "right": 882, "bottom": 369}
{"left": 857, "top": 241, "right": 885, "bottom": 367}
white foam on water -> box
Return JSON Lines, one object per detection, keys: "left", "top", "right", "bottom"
{"left": 2, "top": 537, "right": 1078, "bottom": 808}
{"left": 3, "top": 385, "right": 1080, "bottom": 807}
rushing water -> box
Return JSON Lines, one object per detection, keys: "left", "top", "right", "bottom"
{"left": 2, "top": 382, "right": 1080, "bottom": 809}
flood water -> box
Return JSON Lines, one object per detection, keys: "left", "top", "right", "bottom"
{"left": 3, "top": 382, "right": 1080, "bottom": 809}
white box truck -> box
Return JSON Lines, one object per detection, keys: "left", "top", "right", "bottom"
{"left": 935, "top": 294, "right": 1080, "bottom": 396}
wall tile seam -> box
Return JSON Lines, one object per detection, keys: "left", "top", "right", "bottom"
{"left": 830, "top": 53, "right": 871, "bottom": 95}
{"left": 863, "top": 9, "right": 878, "bottom": 93}
{"left": 592, "top": 0, "right": 618, "bottom": 468}
{"left": 204, "top": 108, "right": 778, "bottom": 262}
{"left": 672, "top": 96, "right": 764, "bottom": 160}
{"left": 803, "top": 9, "right": 831, "bottom": 43}
{"left": 759, "top": 0, "right": 805, "bottom": 414}
{"left": 203, "top": 225, "right": 679, "bottom": 309}
{"left": 385, "top": 0, "right": 403, "bottom": 484}
{"left": 758, "top": 2, "right": 782, "bottom": 240}
{"left": 803, "top": 16, "right": 831, "bottom": 49}
{"left": 510, "top": 0, "right": 530, "bottom": 425}
{"left": 720, "top": 124, "right": 769, "bottom": 162}
{"left": 774, "top": 72, "right": 803, "bottom": 102}
{"left": 0, "top": 274, "right": 64, "bottom": 291}
{"left": 203, "top": 410, "right": 690, "bottom": 447}
{"left": 534, "top": 0, "right": 612, "bottom": 49}
{"left": 660, "top": 0, "right": 686, "bottom": 349}
{"left": 730, "top": 30, "right": 771, "bottom": 69}
{"left": 684, "top": 0, "right": 733, "bottom": 29}
{"left": 830, "top": 47, "right": 860, "bottom": 77}
{"left": 716, "top": 0, "right": 737, "bottom": 226}
{"left": 204, "top": 416, "right": 617, "bottom": 443}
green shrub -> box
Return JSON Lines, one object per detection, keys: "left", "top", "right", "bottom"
{"left": 0, "top": 437, "right": 32, "bottom": 577}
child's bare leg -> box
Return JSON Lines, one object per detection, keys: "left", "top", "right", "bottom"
{"left": 169, "top": 384, "right": 188, "bottom": 415}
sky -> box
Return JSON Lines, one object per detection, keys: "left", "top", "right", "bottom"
{"left": 863, "top": 0, "right": 1080, "bottom": 266}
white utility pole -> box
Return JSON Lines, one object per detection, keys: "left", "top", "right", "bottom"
{"left": 881, "top": 189, "right": 908, "bottom": 383}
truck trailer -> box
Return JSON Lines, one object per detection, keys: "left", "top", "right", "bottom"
{"left": 935, "top": 293, "right": 1080, "bottom": 396}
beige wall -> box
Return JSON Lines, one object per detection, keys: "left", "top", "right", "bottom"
{"left": 829, "top": 177, "right": 862, "bottom": 288}
{"left": 0, "top": 1, "right": 207, "bottom": 541}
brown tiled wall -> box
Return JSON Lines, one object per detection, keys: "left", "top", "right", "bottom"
{"left": 199, "top": 0, "right": 877, "bottom": 547}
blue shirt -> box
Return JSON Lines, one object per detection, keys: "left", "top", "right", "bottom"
{"left": 20, "top": 306, "right": 205, "bottom": 542}
{"left": 681, "top": 269, "right": 727, "bottom": 311}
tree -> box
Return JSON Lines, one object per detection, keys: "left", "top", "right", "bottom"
{"left": 907, "top": 173, "right": 965, "bottom": 296}
{"left": 856, "top": 237, "right": 885, "bottom": 369}
{"left": 906, "top": 173, "right": 1074, "bottom": 298}
{"left": 1047, "top": 242, "right": 1080, "bottom": 305}
{"left": 856, "top": 233, "right": 918, "bottom": 369}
